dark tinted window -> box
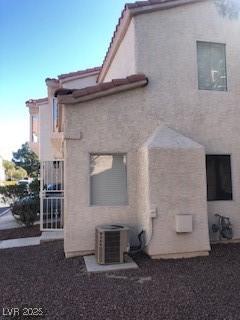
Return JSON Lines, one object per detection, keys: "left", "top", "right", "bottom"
{"left": 206, "top": 155, "right": 232, "bottom": 201}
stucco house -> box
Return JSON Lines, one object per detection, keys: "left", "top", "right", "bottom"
{"left": 27, "top": 0, "right": 240, "bottom": 259}
{"left": 26, "top": 67, "right": 100, "bottom": 230}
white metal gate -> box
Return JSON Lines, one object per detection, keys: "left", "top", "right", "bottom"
{"left": 40, "top": 160, "right": 64, "bottom": 230}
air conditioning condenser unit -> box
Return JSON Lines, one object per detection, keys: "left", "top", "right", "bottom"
{"left": 95, "top": 225, "right": 129, "bottom": 264}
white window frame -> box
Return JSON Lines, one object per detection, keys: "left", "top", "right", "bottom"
{"left": 197, "top": 41, "right": 227, "bottom": 91}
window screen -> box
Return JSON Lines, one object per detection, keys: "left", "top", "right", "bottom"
{"left": 197, "top": 41, "right": 227, "bottom": 91}
{"left": 206, "top": 155, "right": 232, "bottom": 201}
{"left": 90, "top": 154, "right": 128, "bottom": 206}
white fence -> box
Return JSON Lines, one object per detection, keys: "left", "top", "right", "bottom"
{"left": 40, "top": 161, "right": 64, "bottom": 230}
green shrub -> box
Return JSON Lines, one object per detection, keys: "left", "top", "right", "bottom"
{"left": 11, "top": 196, "right": 40, "bottom": 227}
{"left": 0, "top": 178, "right": 40, "bottom": 227}
{"left": 29, "top": 178, "right": 40, "bottom": 194}
{"left": 0, "top": 184, "right": 28, "bottom": 205}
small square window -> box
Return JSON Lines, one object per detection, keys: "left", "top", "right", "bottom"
{"left": 197, "top": 41, "right": 227, "bottom": 91}
{"left": 206, "top": 155, "right": 232, "bottom": 201}
{"left": 90, "top": 154, "right": 128, "bottom": 206}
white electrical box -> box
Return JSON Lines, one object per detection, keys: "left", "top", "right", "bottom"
{"left": 175, "top": 214, "right": 192, "bottom": 233}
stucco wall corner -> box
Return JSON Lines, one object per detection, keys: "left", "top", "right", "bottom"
{"left": 137, "top": 126, "right": 210, "bottom": 258}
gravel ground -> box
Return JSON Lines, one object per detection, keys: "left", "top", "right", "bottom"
{"left": 0, "top": 225, "right": 41, "bottom": 240}
{"left": 1, "top": 241, "right": 240, "bottom": 320}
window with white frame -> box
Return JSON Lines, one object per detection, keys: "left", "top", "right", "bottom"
{"left": 52, "top": 97, "right": 59, "bottom": 132}
{"left": 90, "top": 154, "right": 128, "bottom": 206}
{"left": 197, "top": 41, "right": 227, "bottom": 91}
{"left": 31, "top": 114, "right": 38, "bottom": 143}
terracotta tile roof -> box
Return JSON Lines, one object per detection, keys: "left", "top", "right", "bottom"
{"left": 45, "top": 78, "right": 59, "bottom": 84}
{"left": 25, "top": 97, "right": 48, "bottom": 106}
{"left": 98, "top": 0, "right": 203, "bottom": 81}
{"left": 58, "top": 66, "right": 101, "bottom": 80}
{"left": 125, "top": 0, "right": 179, "bottom": 9}
{"left": 55, "top": 74, "right": 148, "bottom": 103}
{"left": 54, "top": 89, "right": 74, "bottom": 96}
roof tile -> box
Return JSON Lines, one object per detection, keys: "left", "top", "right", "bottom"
{"left": 72, "top": 88, "right": 89, "bottom": 98}
{"left": 54, "top": 89, "right": 73, "bottom": 97}
{"left": 58, "top": 66, "right": 101, "bottom": 80}
{"left": 99, "top": 82, "right": 115, "bottom": 91}
{"left": 56, "top": 74, "right": 148, "bottom": 101}
{"left": 86, "top": 84, "right": 102, "bottom": 94}
{"left": 25, "top": 97, "right": 48, "bottom": 106}
{"left": 112, "top": 78, "right": 129, "bottom": 86}
{"left": 127, "top": 74, "right": 146, "bottom": 82}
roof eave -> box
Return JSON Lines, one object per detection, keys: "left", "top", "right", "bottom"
{"left": 97, "top": 0, "right": 207, "bottom": 83}
{"left": 25, "top": 97, "right": 48, "bottom": 107}
{"left": 58, "top": 67, "right": 101, "bottom": 81}
{"left": 57, "top": 78, "right": 148, "bottom": 105}
{"left": 59, "top": 70, "right": 100, "bottom": 84}
{"left": 97, "top": 9, "right": 131, "bottom": 83}
{"left": 45, "top": 78, "right": 60, "bottom": 88}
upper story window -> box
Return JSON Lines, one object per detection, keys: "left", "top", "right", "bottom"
{"left": 52, "top": 98, "right": 59, "bottom": 132}
{"left": 31, "top": 115, "right": 38, "bottom": 143}
{"left": 206, "top": 155, "right": 232, "bottom": 201}
{"left": 197, "top": 41, "right": 227, "bottom": 91}
{"left": 90, "top": 154, "right": 128, "bottom": 206}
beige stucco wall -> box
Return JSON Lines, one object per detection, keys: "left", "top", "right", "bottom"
{"left": 61, "top": 74, "right": 98, "bottom": 89}
{"left": 39, "top": 101, "right": 55, "bottom": 161}
{"left": 103, "top": 19, "right": 136, "bottom": 82}
{"left": 63, "top": 87, "right": 164, "bottom": 257}
{"left": 28, "top": 105, "right": 39, "bottom": 156}
{"left": 37, "top": 82, "right": 63, "bottom": 161}
{"left": 63, "top": 0, "right": 240, "bottom": 257}
{"left": 133, "top": 0, "right": 240, "bottom": 241}
{"left": 39, "top": 74, "right": 99, "bottom": 161}
{"left": 139, "top": 127, "right": 210, "bottom": 258}
{"left": 63, "top": 89, "right": 209, "bottom": 258}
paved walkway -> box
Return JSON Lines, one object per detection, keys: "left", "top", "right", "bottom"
{"left": 0, "top": 207, "right": 9, "bottom": 215}
{"left": 0, "top": 231, "right": 64, "bottom": 249}
{"left": 0, "top": 236, "right": 41, "bottom": 249}
{"left": 40, "top": 230, "right": 64, "bottom": 242}
{"left": 0, "top": 209, "right": 22, "bottom": 230}
{"left": 0, "top": 198, "right": 64, "bottom": 249}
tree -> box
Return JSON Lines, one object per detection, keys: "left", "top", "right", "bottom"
{"left": 3, "top": 160, "right": 27, "bottom": 181}
{"left": 215, "top": 0, "right": 240, "bottom": 19}
{"left": 12, "top": 142, "right": 40, "bottom": 178}
{"left": 13, "top": 167, "right": 28, "bottom": 180}
{"left": 0, "top": 184, "right": 28, "bottom": 204}
{"left": 3, "top": 160, "right": 15, "bottom": 172}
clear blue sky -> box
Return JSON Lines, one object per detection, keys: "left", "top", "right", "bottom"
{"left": 0, "top": 0, "right": 135, "bottom": 160}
